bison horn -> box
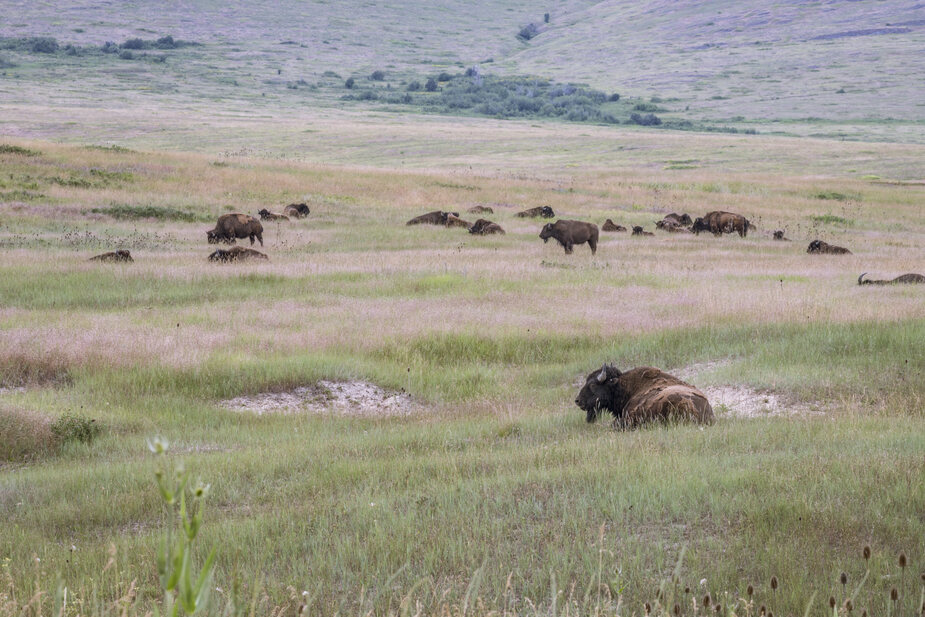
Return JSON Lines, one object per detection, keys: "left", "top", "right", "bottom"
{"left": 596, "top": 367, "right": 608, "bottom": 383}
{"left": 858, "top": 272, "right": 867, "bottom": 285}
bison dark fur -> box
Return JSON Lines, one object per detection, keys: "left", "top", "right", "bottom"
{"left": 540, "top": 220, "right": 598, "bottom": 255}
{"left": 208, "top": 246, "right": 268, "bottom": 262}
{"left": 467, "top": 205, "right": 494, "bottom": 214}
{"left": 661, "top": 212, "right": 693, "bottom": 226}
{"left": 858, "top": 272, "right": 925, "bottom": 285}
{"left": 807, "top": 239, "right": 851, "bottom": 254}
{"left": 602, "top": 219, "right": 627, "bottom": 232}
{"left": 406, "top": 210, "right": 459, "bottom": 226}
{"left": 257, "top": 209, "right": 289, "bottom": 222}
{"left": 691, "top": 211, "right": 751, "bottom": 237}
{"left": 773, "top": 230, "right": 791, "bottom": 241}
{"left": 89, "top": 249, "right": 133, "bottom": 263}
{"left": 632, "top": 226, "right": 654, "bottom": 236}
{"left": 206, "top": 213, "right": 264, "bottom": 246}
{"left": 283, "top": 203, "right": 310, "bottom": 218}
{"left": 517, "top": 206, "right": 555, "bottom": 218}
{"left": 576, "top": 365, "right": 714, "bottom": 429}
{"left": 445, "top": 214, "right": 472, "bottom": 228}
{"left": 468, "top": 218, "right": 505, "bottom": 235}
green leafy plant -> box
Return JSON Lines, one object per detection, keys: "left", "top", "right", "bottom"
{"left": 50, "top": 413, "right": 101, "bottom": 445}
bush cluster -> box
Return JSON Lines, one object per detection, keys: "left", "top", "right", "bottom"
{"left": 50, "top": 413, "right": 102, "bottom": 445}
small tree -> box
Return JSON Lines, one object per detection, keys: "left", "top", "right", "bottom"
{"left": 370, "top": 70, "right": 385, "bottom": 81}
{"left": 425, "top": 77, "right": 438, "bottom": 92}
{"left": 407, "top": 80, "right": 421, "bottom": 92}
{"left": 344, "top": 77, "right": 355, "bottom": 89}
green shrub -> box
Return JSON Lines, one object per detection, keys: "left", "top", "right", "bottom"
{"left": 0, "top": 407, "right": 56, "bottom": 462}
{"left": 407, "top": 80, "right": 421, "bottom": 92}
{"left": 630, "top": 112, "right": 662, "bottom": 126}
{"left": 518, "top": 23, "right": 539, "bottom": 40}
{"left": 119, "top": 50, "right": 134, "bottom": 60}
{"left": 344, "top": 77, "right": 355, "bottom": 89}
{"left": 50, "top": 413, "right": 102, "bottom": 445}
{"left": 90, "top": 204, "right": 209, "bottom": 222}
{"left": 370, "top": 70, "right": 385, "bottom": 81}
{"left": 814, "top": 191, "right": 850, "bottom": 201}
{"left": 121, "top": 38, "right": 147, "bottom": 50}
{"left": 0, "top": 144, "right": 40, "bottom": 156}
{"left": 811, "top": 213, "right": 853, "bottom": 226}
{"left": 30, "top": 37, "right": 59, "bottom": 53}
{"left": 425, "top": 77, "right": 438, "bottom": 92}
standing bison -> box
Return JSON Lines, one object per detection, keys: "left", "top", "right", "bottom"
{"left": 206, "top": 213, "right": 264, "bottom": 246}
{"left": 807, "top": 239, "right": 851, "bottom": 254}
{"left": 540, "top": 220, "right": 598, "bottom": 255}
{"left": 517, "top": 206, "right": 555, "bottom": 218}
{"left": 602, "top": 219, "right": 627, "bottom": 232}
{"left": 468, "top": 218, "right": 505, "bottom": 235}
{"left": 857, "top": 272, "right": 925, "bottom": 285}
{"left": 691, "top": 211, "right": 751, "bottom": 237}
{"left": 576, "top": 365, "right": 714, "bottom": 429}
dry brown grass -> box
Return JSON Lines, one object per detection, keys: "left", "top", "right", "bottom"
{"left": 0, "top": 405, "right": 55, "bottom": 462}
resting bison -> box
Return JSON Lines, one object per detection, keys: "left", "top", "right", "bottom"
{"left": 284, "top": 203, "right": 310, "bottom": 218}
{"left": 467, "top": 205, "right": 494, "bottom": 214}
{"left": 602, "top": 219, "right": 627, "bottom": 232}
{"left": 858, "top": 272, "right": 925, "bottom": 285}
{"left": 468, "top": 218, "right": 505, "bottom": 235}
{"left": 632, "top": 226, "right": 654, "bottom": 236}
{"left": 773, "top": 230, "right": 791, "bottom": 241}
{"left": 807, "top": 239, "right": 851, "bottom": 254}
{"left": 206, "top": 213, "right": 264, "bottom": 246}
{"left": 257, "top": 209, "right": 289, "bottom": 222}
{"left": 540, "top": 220, "right": 599, "bottom": 255}
{"left": 655, "top": 220, "right": 692, "bottom": 233}
{"left": 89, "top": 250, "right": 133, "bottom": 263}
{"left": 208, "top": 246, "right": 268, "bottom": 262}
{"left": 576, "top": 365, "right": 714, "bottom": 429}
{"left": 661, "top": 212, "right": 693, "bottom": 226}
{"left": 406, "top": 210, "right": 459, "bottom": 226}
{"left": 517, "top": 206, "right": 555, "bottom": 218}
{"left": 445, "top": 214, "right": 472, "bottom": 228}
{"left": 691, "top": 211, "right": 751, "bottom": 237}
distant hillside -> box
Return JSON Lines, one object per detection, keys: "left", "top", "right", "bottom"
{"left": 1, "top": 0, "right": 924, "bottom": 141}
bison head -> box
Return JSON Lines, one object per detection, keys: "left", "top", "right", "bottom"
{"left": 690, "top": 218, "right": 708, "bottom": 234}
{"left": 257, "top": 209, "right": 270, "bottom": 217}
{"left": 539, "top": 223, "right": 554, "bottom": 243}
{"left": 540, "top": 206, "right": 555, "bottom": 218}
{"left": 807, "top": 240, "right": 822, "bottom": 253}
{"left": 575, "top": 364, "right": 626, "bottom": 423}
{"left": 206, "top": 230, "right": 219, "bottom": 244}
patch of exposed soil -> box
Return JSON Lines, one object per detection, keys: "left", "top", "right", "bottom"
{"left": 220, "top": 380, "right": 416, "bottom": 417}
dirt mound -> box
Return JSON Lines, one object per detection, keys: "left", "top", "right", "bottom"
{"left": 220, "top": 380, "right": 415, "bottom": 417}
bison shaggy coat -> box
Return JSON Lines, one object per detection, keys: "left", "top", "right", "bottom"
{"left": 773, "top": 230, "right": 791, "bottom": 241}
{"left": 406, "top": 210, "right": 459, "bottom": 226}
{"left": 661, "top": 212, "right": 693, "bottom": 226}
{"left": 540, "top": 219, "right": 599, "bottom": 254}
{"left": 516, "top": 206, "right": 555, "bottom": 218}
{"left": 445, "top": 214, "right": 472, "bottom": 228}
{"left": 467, "top": 205, "right": 494, "bottom": 214}
{"left": 858, "top": 272, "right": 925, "bottom": 285}
{"left": 576, "top": 365, "right": 714, "bottom": 429}
{"left": 283, "top": 203, "right": 310, "bottom": 218}
{"left": 691, "top": 211, "right": 751, "bottom": 237}
{"left": 632, "top": 226, "right": 654, "bottom": 236}
{"left": 807, "top": 239, "right": 851, "bottom": 254}
{"left": 602, "top": 219, "right": 627, "bottom": 232}
{"left": 257, "top": 209, "right": 289, "bottom": 222}
{"left": 207, "top": 213, "right": 264, "bottom": 246}
{"left": 468, "top": 218, "right": 505, "bottom": 235}
{"left": 208, "top": 246, "right": 268, "bottom": 262}
{"left": 89, "top": 250, "right": 133, "bottom": 263}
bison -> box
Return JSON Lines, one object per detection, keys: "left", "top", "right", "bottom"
{"left": 576, "top": 365, "right": 714, "bottom": 429}
{"left": 540, "top": 220, "right": 599, "bottom": 255}
{"left": 206, "top": 213, "right": 264, "bottom": 246}
{"left": 602, "top": 219, "right": 627, "bottom": 232}
{"left": 661, "top": 212, "right": 693, "bottom": 226}
{"left": 468, "top": 218, "right": 505, "bottom": 235}
{"left": 516, "top": 206, "right": 555, "bottom": 218}
{"left": 773, "top": 230, "right": 791, "bottom": 241}
{"left": 807, "top": 239, "right": 851, "bottom": 254}
{"left": 257, "top": 208, "right": 289, "bottom": 222}
{"left": 857, "top": 272, "right": 925, "bottom": 285}
{"left": 655, "top": 220, "right": 692, "bottom": 233}
{"left": 284, "top": 203, "right": 310, "bottom": 218}
{"left": 89, "top": 249, "right": 133, "bottom": 263}
{"left": 445, "top": 214, "right": 473, "bottom": 228}
{"left": 467, "top": 205, "right": 494, "bottom": 214}
{"left": 406, "top": 210, "right": 459, "bottom": 226}
{"left": 208, "top": 246, "right": 268, "bottom": 262}
{"left": 632, "top": 226, "right": 654, "bottom": 236}
{"left": 691, "top": 211, "right": 751, "bottom": 237}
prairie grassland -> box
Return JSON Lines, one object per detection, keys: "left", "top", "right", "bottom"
{"left": 1, "top": 135, "right": 924, "bottom": 616}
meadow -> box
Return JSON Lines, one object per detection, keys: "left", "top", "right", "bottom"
{"left": 1, "top": 125, "right": 924, "bottom": 616}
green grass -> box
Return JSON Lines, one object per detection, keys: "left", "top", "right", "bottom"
{"left": 89, "top": 204, "right": 210, "bottom": 222}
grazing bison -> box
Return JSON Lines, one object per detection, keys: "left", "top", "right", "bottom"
{"left": 208, "top": 246, "right": 268, "bottom": 262}
{"left": 576, "top": 365, "right": 714, "bottom": 429}
{"left": 540, "top": 220, "right": 599, "bottom": 254}
{"left": 467, "top": 205, "right": 494, "bottom": 214}
{"left": 517, "top": 206, "right": 555, "bottom": 218}
{"left": 206, "top": 213, "right": 264, "bottom": 246}
{"left": 89, "top": 249, "right": 133, "bottom": 263}
{"left": 807, "top": 239, "right": 851, "bottom": 254}
{"left": 602, "top": 219, "right": 627, "bottom": 232}
{"left": 445, "top": 214, "right": 472, "bottom": 228}
{"left": 283, "top": 203, "right": 310, "bottom": 218}
{"left": 406, "top": 210, "right": 459, "bottom": 226}
{"left": 691, "top": 211, "right": 751, "bottom": 237}
{"left": 858, "top": 272, "right": 925, "bottom": 285}
{"left": 773, "top": 230, "right": 791, "bottom": 241}
{"left": 632, "top": 226, "right": 654, "bottom": 236}
{"left": 257, "top": 208, "right": 289, "bottom": 222}
{"left": 468, "top": 218, "right": 505, "bottom": 235}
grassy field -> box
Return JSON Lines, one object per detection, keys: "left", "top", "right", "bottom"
{"left": 1, "top": 132, "right": 924, "bottom": 616}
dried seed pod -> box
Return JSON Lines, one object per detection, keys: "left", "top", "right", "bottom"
{"left": 899, "top": 552, "right": 907, "bottom": 569}
{"left": 747, "top": 585, "right": 754, "bottom": 597}
{"left": 645, "top": 602, "right": 651, "bottom": 614}
{"left": 704, "top": 594, "right": 711, "bottom": 608}
{"left": 674, "top": 603, "right": 681, "bottom": 616}
{"left": 840, "top": 572, "right": 848, "bottom": 585}
{"left": 863, "top": 546, "right": 871, "bottom": 561}
{"left": 830, "top": 596, "right": 837, "bottom": 609}
{"left": 891, "top": 587, "right": 898, "bottom": 602}
{"left": 770, "top": 576, "right": 778, "bottom": 591}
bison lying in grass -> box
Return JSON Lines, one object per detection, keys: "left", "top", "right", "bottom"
{"left": 284, "top": 203, "right": 310, "bottom": 218}
{"left": 631, "top": 226, "right": 654, "bottom": 236}
{"left": 467, "top": 205, "right": 494, "bottom": 214}
{"left": 576, "top": 365, "right": 714, "bottom": 429}
{"left": 445, "top": 214, "right": 472, "bottom": 228}
{"left": 208, "top": 246, "right": 268, "bottom": 262}
{"left": 517, "top": 206, "right": 555, "bottom": 218}
{"left": 406, "top": 210, "right": 459, "bottom": 226}
{"left": 468, "top": 218, "right": 505, "bottom": 235}
{"left": 540, "top": 220, "right": 598, "bottom": 255}
{"left": 602, "top": 219, "right": 626, "bottom": 232}
{"left": 89, "top": 250, "right": 133, "bottom": 263}
{"left": 207, "top": 213, "right": 264, "bottom": 246}
{"left": 257, "top": 209, "right": 289, "bottom": 222}
{"left": 858, "top": 272, "right": 925, "bottom": 285}
{"left": 661, "top": 212, "right": 693, "bottom": 226}
{"left": 807, "top": 239, "right": 851, "bottom": 254}
{"left": 773, "top": 230, "right": 791, "bottom": 241}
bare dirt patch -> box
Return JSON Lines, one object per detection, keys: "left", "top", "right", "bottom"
{"left": 220, "top": 380, "right": 416, "bottom": 417}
